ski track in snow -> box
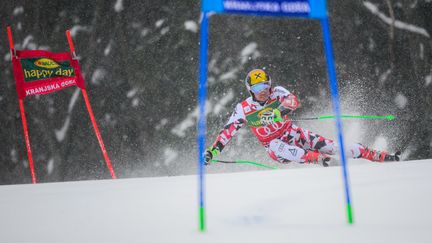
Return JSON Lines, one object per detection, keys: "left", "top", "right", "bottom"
{"left": 0, "top": 159, "right": 431, "bottom": 243}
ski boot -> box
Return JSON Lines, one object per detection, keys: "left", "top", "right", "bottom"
{"left": 360, "top": 147, "right": 401, "bottom": 162}
{"left": 384, "top": 151, "right": 401, "bottom": 162}
{"left": 301, "top": 151, "right": 331, "bottom": 167}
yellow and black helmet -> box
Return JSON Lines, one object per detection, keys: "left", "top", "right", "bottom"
{"left": 245, "top": 69, "right": 272, "bottom": 94}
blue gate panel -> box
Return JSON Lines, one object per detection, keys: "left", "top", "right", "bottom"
{"left": 202, "top": 0, "right": 326, "bottom": 19}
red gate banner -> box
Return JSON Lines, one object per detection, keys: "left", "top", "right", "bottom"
{"left": 7, "top": 26, "right": 117, "bottom": 183}
{"left": 11, "top": 50, "right": 86, "bottom": 99}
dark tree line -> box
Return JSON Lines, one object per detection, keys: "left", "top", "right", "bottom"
{"left": 0, "top": 0, "right": 430, "bottom": 184}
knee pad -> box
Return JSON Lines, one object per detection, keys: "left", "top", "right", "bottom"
{"left": 346, "top": 143, "right": 364, "bottom": 158}
{"left": 317, "top": 141, "right": 338, "bottom": 155}
{"left": 326, "top": 143, "right": 364, "bottom": 158}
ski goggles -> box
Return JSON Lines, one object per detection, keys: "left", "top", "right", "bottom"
{"left": 250, "top": 82, "right": 271, "bottom": 93}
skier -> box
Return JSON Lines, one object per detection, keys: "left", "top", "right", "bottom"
{"left": 204, "top": 69, "right": 400, "bottom": 166}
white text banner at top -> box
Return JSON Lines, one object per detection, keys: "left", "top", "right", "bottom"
{"left": 202, "top": 0, "right": 327, "bottom": 19}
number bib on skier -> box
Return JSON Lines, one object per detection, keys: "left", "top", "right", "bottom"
{"left": 241, "top": 99, "right": 291, "bottom": 144}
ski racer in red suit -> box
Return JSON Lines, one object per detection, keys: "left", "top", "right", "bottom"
{"left": 205, "top": 69, "right": 400, "bottom": 166}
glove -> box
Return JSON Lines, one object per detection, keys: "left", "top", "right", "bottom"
{"left": 260, "top": 109, "right": 283, "bottom": 125}
{"left": 204, "top": 147, "right": 220, "bottom": 165}
{"left": 280, "top": 94, "right": 300, "bottom": 111}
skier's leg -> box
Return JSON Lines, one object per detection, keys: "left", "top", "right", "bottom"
{"left": 318, "top": 141, "right": 401, "bottom": 162}
{"left": 280, "top": 124, "right": 338, "bottom": 154}
{"left": 312, "top": 140, "right": 401, "bottom": 162}
{"left": 280, "top": 125, "right": 400, "bottom": 162}
{"left": 349, "top": 144, "right": 401, "bottom": 162}
{"left": 291, "top": 128, "right": 400, "bottom": 162}
{"left": 267, "top": 139, "right": 330, "bottom": 166}
{"left": 318, "top": 142, "right": 374, "bottom": 159}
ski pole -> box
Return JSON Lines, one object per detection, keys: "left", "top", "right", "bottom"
{"left": 211, "top": 159, "right": 278, "bottom": 170}
{"left": 290, "top": 115, "right": 395, "bottom": 122}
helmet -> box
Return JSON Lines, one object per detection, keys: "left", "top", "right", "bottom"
{"left": 245, "top": 69, "right": 271, "bottom": 94}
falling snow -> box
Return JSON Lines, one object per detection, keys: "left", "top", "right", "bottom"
{"left": 184, "top": 20, "right": 198, "bottom": 33}
{"left": 13, "top": 6, "right": 24, "bottom": 16}
{"left": 364, "top": 1, "right": 430, "bottom": 38}
{"left": 114, "top": 0, "right": 124, "bottom": 12}
{"left": 394, "top": 93, "right": 408, "bottom": 109}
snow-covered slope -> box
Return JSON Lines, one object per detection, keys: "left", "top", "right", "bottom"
{"left": 1, "top": 160, "right": 431, "bottom": 243}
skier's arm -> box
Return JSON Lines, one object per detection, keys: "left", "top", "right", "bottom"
{"left": 280, "top": 94, "right": 300, "bottom": 111}
{"left": 205, "top": 104, "right": 246, "bottom": 164}
{"left": 273, "top": 86, "right": 301, "bottom": 116}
